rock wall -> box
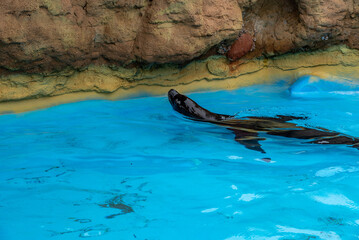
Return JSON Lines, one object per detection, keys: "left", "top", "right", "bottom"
{"left": 1, "top": 45, "right": 359, "bottom": 114}
{"left": 241, "top": 0, "right": 359, "bottom": 57}
{"left": 1, "top": 0, "right": 359, "bottom": 109}
{"left": 1, "top": 0, "right": 359, "bottom": 74}
{"left": 0, "top": 0, "right": 242, "bottom": 73}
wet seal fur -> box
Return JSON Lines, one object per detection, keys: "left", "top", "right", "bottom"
{"left": 168, "top": 89, "right": 359, "bottom": 154}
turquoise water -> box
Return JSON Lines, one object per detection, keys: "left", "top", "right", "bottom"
{"left": 1, "top": 82, "right": 359, "bottom": 239}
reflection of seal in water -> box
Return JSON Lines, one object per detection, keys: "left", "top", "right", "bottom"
{"left": 168, "top": 89, "right": 359, "bottom": 153}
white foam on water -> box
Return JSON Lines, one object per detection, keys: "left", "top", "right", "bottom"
{"left": 233, "top": 211, "right": 242, "bottom": 215}
{"left": 348, "top": 166, "right": 359, "bottom": 173}
{"left": 225, "top": 235, "right": 281, "bottom": 240}
{"left": 330, "top": 91, "right": 359, "bottom": 95}
{"left": 315, "top": 166, "right": 359, "bottom": 177}
{"left": 80, "top": 230, "right": 106, "bottom": 237}
{"left": 312, "top": 194, "right": 358, "bottom": 209}
{"left": 238, "top": 193, "right": 263, "bottom": 202}
{"left": 276, "top": 225, "right": 341, "bottom": 240}
{"left": 227, "top": 155, "right": 243, "bottom": 160}
{"left": 315, "top": 166, "right": 345, "bottom": 177}
{"left": 231, "top": 184, "right": 238, "bottom": 190}
{"left": 355, "top": 220, "right": 359, "bottom": 225}
{"left": 225, "top": 236, "right": 245, "bottom": 240}
{"left": 201, "top": 208, "right": 218, "bottom": 213}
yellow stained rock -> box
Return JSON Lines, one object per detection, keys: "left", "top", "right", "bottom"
{"left": 1, "top": 45, "right": 359, "bottom": 113}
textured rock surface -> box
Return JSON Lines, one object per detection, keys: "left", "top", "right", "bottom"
{"left": 242, "top": 0, "right": 359, "bottom": 57}
{"left": 1, "top": 45, "right": 359, "bottom": 114}
{"left": 2, "top": 0, "right": 359, "bottom": 107}
{"left": 1, "top": 0, "right": 359, "bottom": 73}
{"left": 0, "top": 0, "right": 242, "bottom": 73}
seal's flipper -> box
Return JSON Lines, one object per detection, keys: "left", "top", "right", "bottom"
{"left": 269, "top": 128, "right": 338, "bottom": 139}
{"left": 309, "top": 135, "right": 359, "bottom": 150}
{"left": 248, "top": 115, "right": 308, "bottom": 123}
{"left": 230, "top": 129, "right": 266, "bottom": 153}
{"left": 275, "top": 115, "right": 308, "bottom": 121}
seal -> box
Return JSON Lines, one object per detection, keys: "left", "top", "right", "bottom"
{"left": 168, "top": 89, "right": 233, "bottom": 121}
{"left": 168, "top": 89, "right": 359, "bottom": 153}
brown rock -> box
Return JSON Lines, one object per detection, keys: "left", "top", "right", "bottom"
{"left": 239, "top": 0, "right": 359, "bottom": 57}
{"left": 241, "top": 0, "right": 300, "bottom": 56}
{"left": 226, "top": 33, "right": 253, "bottom": 61}
{"left": 0, "top": 0, "right": 243, "bottom": 73}
{"left": 1, "top": 0, "right": 359, "bottom": 74}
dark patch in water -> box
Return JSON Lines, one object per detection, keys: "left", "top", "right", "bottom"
{"left": 74, "top": 218, "right": 92, "bottom": 223}
{"left": 99, "top": 196, "right": 134, "bottom": 218}
{"left": 7, "top": 176, "right": 51, "bottom": 184}
{"left": 318, "top": 216, "right": 345, "bottom": 226}
{"left": 44, "top": 166, "right": 60, "bottom": 172}
{"left": 261, "top": 158, "right": 271, "bottom": 163}
{"left": 49, "top": 224, "right": 109, "bottom": 238}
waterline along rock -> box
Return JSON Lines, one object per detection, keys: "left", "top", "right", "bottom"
{"left": 2, "top": 0, "right": 359, "bottom": 110}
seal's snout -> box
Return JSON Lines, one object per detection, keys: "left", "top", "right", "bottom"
{"left": 168, "top": 89, "right": 179, "bottom": 99}
{"left": 168, "top": 89, "right": 179, "bottom": 106}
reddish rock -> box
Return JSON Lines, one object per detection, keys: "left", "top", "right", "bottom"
{"left": 226, "top": 33, "right": 253, "bottom": 61}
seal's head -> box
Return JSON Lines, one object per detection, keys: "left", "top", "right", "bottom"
{"left": 168, "top": 89, "right": 198, "bottom": 119}
{"left": 168, "top": 89, "right": 179, "bottom": 108}
{"left": 168, "top": 89, "right": 232, "bottom": 121}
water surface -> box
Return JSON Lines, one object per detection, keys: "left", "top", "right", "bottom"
{"left": 1, "top": 82, "right": 359, "bottom": 239}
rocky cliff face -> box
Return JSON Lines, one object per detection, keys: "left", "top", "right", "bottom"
{"left": 1, "top": 0, "right": 359, "bottom": 74}
{"left": 241, "top": 0, "right": 359, "bottom": 57}
{"left": 0, "top": 0, "right": 243, "bottom": 73}
{"left": 1, "top": 0, "right": 359, "bottom": 109}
